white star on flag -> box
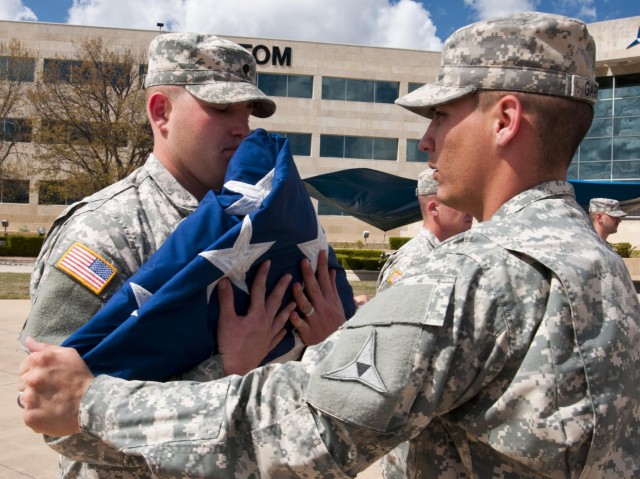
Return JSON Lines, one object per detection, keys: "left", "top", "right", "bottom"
{"left": 200, "top": 215, "right": 275, "bottom": 299}
{"left": 297, "top": 216, "right": 329, "bottom": 270}
{"left": 130, "top": 282, "right": 153, "bottom": 316}
{"left": 223, "top": 169, "right": 274, "bottom": 215}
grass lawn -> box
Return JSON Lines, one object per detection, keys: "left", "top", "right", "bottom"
{"left": 0, "top": 273, "right": 30, "bottom": 299}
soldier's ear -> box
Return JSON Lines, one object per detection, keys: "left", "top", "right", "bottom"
{"left": 494, "top": 94, "right": 521, "bottom": 147}
{"left": 428, "top": 200, "right": 439, "bottom": 216}
{"left": 148, "top": 92, "right": 171, "bottom": 130}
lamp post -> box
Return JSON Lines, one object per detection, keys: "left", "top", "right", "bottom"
{"left": 1, "top": 219, "right": 8, "bottom": 236}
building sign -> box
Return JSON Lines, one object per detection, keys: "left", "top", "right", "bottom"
{"left": 240, "top": 44, "right": 292, "bottom": 66}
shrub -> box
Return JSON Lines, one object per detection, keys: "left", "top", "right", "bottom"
{"left": 389, "top": 237, "right": 412, "bottom": 250}
{"left": 342, "top": 256, "right": 364, "bottom": 270}
{"left": 0, "top": 235, "right": 45, "bottom": 257}
{"left": 611, "top": 242, "right": 636, "bottom": 258}
{"left": 363, "top": 257, "right": 384, "bottom": 270}
{"left": 334, "top": 248, "right": 384, "bottom": 259}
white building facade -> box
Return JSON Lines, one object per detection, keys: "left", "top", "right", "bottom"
{"left": 0, "top": 17, "right": 638, "bottom": 244}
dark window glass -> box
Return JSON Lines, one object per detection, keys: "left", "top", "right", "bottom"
{"left": 594, "top": 99, "right": 613, "bottom": 118}
{"left": 373, "top": 137, "right": 397, "bottom": 160}
{"left": 323, "top": 77, "right": 401, "bottom": 104}
{"left": 612, "top": 160, "right": 640, "bottom": 179}
{"left": 407, "top": 139, "right": 428, "bottom": 162}
{"left": 374, "top": 81, "right": 399, "bottom": 104}
{"left": 274, "top": 132, "right": 311, "bottom": 156}
{"left": 0, "top": 118, "right": 32, "bottom": 142}
{"left": 615, "top": 97, "right": 640, "bottom": 117}
{"left": 596, "top": 76, "right": 613, "bottom": 100}
{"left": 614, "top": 116, "right": 640, "bottom": 137}
{"left": 579, "top": 138, "right": 611, "bottom": 162}
{"left": 43, "top": 59, "right": 80, "bottom": 83}
{"left": 615, "top": 73, "right": 640, "bottom": 98}
{"left": 408, "top": 82, "right": 423, "bottom": 93}
{"left": 321, "top": 134, "right": 397, "bottom": 160}
{"left": 287, "top": 75, "right": 313, "bottom": 98}
{"left": 346, "top": 79, "right": 374, "bottom": 102}
{"left": 0, "top": 56, "right": 35, "bottom": 82}
{"left": 317, "top": 201, "right": 347, "bottom": 216}
{"left": 579, "top": 161, "right": 611, "bottom": 180}
{"left": 585, "top": 118, "right": 612, "bottom": 138}
{"left": 38, "top": 180, "right": 82, "bottom": 205}
{"left": 613, "top": 136, "right": 640, "bottom": 160}
{"left": 319, "top": 134, "right": 344, "bottom": 157}
{"left": 257, "top": 73, "right": 287, "bottom": 97}
{"left": 567, "top": 162, "right": 578, "bottom": 179}
{"left": 345, "top": 136, "right": 372, "bottom": 159}
{"left": 0, "top": 179, "right": 29, "bottom": 203}
{"left": 322, "top": 77, "right": 346, "bottom": 100}
{"left": 38, "top": 180, "right": 65, "bottom": 205}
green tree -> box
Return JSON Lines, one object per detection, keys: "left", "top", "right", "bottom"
{"left": 0, "top": 39, "right": 35, "bottom": 201}
{"left": 28, "top": 37, "right": 152, "bottom": 198}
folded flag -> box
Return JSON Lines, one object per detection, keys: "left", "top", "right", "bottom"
{"left": 63, "top": 129, "right": 355, "bottom": 381}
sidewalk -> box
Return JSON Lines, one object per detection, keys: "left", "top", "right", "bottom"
{"left": 0, "top": 257, "right": 35, "bottom": 274}
{"left": 0, "top": 300, "right": 58, "bottom": 478}
{"left": 0, "top": 299, "right": 384, "bottom": 478}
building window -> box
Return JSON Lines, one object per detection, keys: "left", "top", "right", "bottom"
{"left": 570, "top": 73, "right": 640, "bottom": 181}
{"left": 0, "top": 118, "right": 33, "bottom": 143}
{"left": 317, "top": 201, "right": 350, "bottom": 216}
{"left": 0, "top": 179, "right": 29, "bottom": 203}
{"left": 321, "top": 77, "right": 399, "bottom": 104}
{"left": 38, "top": 180, "right": 81, "bottom": 205}
{"left": 257, "top": 73, "right": 313, "bottom": 98}
{"left": 406, "top": 139, "right": 428, "bottom": 162}
{"left": 408, "top": 82, "right": 423, "bottom": 93}
{"left": 43, "top": 59, "right": 84, "bottom": 83}
{"left": 0, "top": 56, "right": 35, "bottom": 82}
{"left": 273, "top": 132, "right": 312, "bottom": 156}
{"left": 39, "top": 120, "right": 127, "bottom": 146}
{"left": 320, "top": 135, "right": 397, "bottom": 160}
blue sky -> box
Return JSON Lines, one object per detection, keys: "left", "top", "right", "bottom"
{"left": 1, "top": 0, "right": 638, "bottom": 51}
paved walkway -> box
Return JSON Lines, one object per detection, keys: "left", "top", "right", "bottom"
{"left": 0, "top": 300, "right": 58, "bottom": 478}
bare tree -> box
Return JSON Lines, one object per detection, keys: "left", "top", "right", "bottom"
{"left": 28, "top": 37, "right": 152, "bottom": 199}
{"left": 0, "top": 39, "right": 35, "bottom": 201}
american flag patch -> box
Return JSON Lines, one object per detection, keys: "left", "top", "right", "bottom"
{"left": 56, "top": 243, "right": 117, "bottom": 294}
{"left": 386, "top": 269, "right": 402, "bottom": 285}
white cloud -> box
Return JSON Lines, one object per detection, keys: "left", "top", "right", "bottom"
{"left": 463, "top": 0, "right": 538, "bottom": 21}
{"left": 64, "top": 0, "right": 443, "bottom": 50}
{"left": 0, "top": 0, "right": 37, "bottom": 21}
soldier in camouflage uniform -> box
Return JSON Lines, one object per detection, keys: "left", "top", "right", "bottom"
{"left": 588, "top": 197, "right": 627, "bottom": 241}
{"left": 19, "top": 32, "right": 280, "bottom": 479}
{"left": 377, "top": 168, "right": 472, "bottom": 293}
{"left": 20, "top": 12, "right": 640, "bottom": 478}
{"left": 378, "top": 168, "right": 472, "bottom": 476}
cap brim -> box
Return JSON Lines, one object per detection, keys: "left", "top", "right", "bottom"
{"left": 608, "top": 210, "right": 627, "bottom": 217}
{"left": 395, "top": 83, "right": 476, "bottom": 118}
{"left": 186, "top": 82, "right": 276, "bottom": 118}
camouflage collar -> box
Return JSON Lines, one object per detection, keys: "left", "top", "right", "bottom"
{"left": 145, "top": 154, "right": 198, "bottom": 215}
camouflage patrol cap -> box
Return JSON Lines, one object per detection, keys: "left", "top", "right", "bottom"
{"left": 416, "top": 168, "right": 438, "bottom": 196}
{"left": 589, "top": 198, "right": 627, "bottom": 217}
{"left": 144, "top": 32, "right": 276, "bottom": 118}
{"left": 396, "top": 12, "right": 598, "bottom": 118}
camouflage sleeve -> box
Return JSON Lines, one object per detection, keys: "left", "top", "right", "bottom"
{"left": 174, "top": 354, "right": 225, "bottom": 381}
{"left": 46, "top": 252, "right": 509, "bottom": 478}
{"left": 19, "top": 213, "right": 135, "bottom": 347}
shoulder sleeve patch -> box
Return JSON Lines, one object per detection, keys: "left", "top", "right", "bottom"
{"left": 55, "top": 242, "right": 117, "bottom": 295}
